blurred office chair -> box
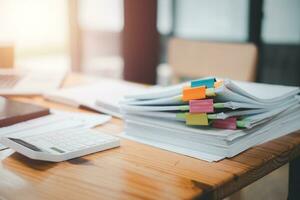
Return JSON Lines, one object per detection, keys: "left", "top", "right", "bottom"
{"left": 167, "top": 37, "right": 258, "bottom": 82}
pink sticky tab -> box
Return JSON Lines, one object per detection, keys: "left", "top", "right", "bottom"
{"left": 189, "top": 99, "right": 214, "bottom": 113}
{"left": 212, "top": 118, "right": 237, "bottom": 130}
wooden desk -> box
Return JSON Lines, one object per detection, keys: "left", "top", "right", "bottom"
{"left": 1, "top": 74, "right": 300, "bottom": 200}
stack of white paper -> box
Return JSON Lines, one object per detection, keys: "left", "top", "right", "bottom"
{"left": 44, "top": 78, "right": 146, "bottom": 118}
{"left": 120, "top": 78, "right": 300, "bottom": 162}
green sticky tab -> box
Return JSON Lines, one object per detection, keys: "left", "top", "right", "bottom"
{"left": 178, "top": 95, "right": 184, "bottom": 102}
{"left": 213, "top": 103, "right": 224, "bottom": 109}
{"left": 237, "top": 120, "right": 249, "bottom": 128}
{"left": 205, "top": 88, "right": 216, "bottom": 97}
{"left": 176, "top": 113, "right": 187, "bottom": 119}
{"left": 179, "top": 105, "right": 189, "bottom": 111}
{"left": 186, "top": 113, "right": 208, "bottom": 126}
{"left": 207, "top": 114, "right": 217, "bottom": 119}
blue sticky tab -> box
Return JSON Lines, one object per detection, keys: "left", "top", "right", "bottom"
{"left": 191, "top": 77, "right": 216, "bottom": 88}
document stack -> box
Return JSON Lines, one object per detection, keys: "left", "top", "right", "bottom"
{"left": 121, "top": 77, "right": 300, "bottom": 161}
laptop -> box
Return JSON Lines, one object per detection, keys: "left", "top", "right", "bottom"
{"left": 0, "top": 68, "right": 68, "bottom": 95}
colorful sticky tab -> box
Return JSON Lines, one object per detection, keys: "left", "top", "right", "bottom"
{"left": 213, "top": 103, "right": 224, "bottom": 109}
{"left": 186, "top": 113, "right": 209, "bottom": 126}
{"left": 205, "top": 88, "right": 216, "bottom": 97}
{"left": 207, "top": 114, "right": 217, "bottom": 119}
{"left": 176, "top": 113, "right": 187, "bottom": 120}
{"left": 236, "top": 120, "right": 250, "bottom": 128}
{"left": 179, "top": 105, "right": 190, "bottom": 111}
{"left": 182, "top": 86, "right": 206, "bottom": 101}
{"left": 214, "top": 80, "right": 224, "bottom": 88}
{"left": 191, "top": 77, "right": 216, "bottom": 88}
{"left": 212, "top": 117, "right": 237, "bottom": 130}
{"left": 189, "top": 99, "right": 214, "bottom": 113}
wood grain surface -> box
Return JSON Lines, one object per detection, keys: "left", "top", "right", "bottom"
{"left": 0, "top": 74, "right": 299, "bottom": 200}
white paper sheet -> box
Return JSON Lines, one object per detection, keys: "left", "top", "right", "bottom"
{"left": 228, "top": 80, "right": 300, "bottom": 102}
{"left": 44, "top": 78, "right": 146, "bottom": 117}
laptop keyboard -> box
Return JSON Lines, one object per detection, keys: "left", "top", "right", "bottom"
{"left": 0, "top": 74, "right": 22, "bottom": 88}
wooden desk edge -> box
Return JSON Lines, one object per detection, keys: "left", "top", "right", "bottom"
{"left": 196, "top": 131, "right": 300, "bottom": 200}
{"left": 2, "top": 74, "right": 300, "bottom": 200}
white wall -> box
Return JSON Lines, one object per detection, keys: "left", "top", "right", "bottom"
{"left": 79, "top": 0, "right": 123, "bottom": 32}
{"left": 158, "top": 0, "right": 300, "bottom": 44}
{"left": 262, "top": 0, "right": 300, "bottom": 44}
{"left": 157, "top": 0, "right": 173, "bottom": 35}
{"left": 158, "top": 0, "right": 249, "bottom": 42}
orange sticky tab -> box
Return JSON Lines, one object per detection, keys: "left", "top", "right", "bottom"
{"left": 214, "top": 80, "right": 224, "bottom": 88}
{"left": 182, "top": 86, "right": 206, "bottom": 101}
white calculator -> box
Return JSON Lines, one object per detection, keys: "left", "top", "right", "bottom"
{"left": 0, "top": 128, "right": 120, "bottom": 162}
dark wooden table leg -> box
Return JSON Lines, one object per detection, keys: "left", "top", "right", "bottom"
{"left": 288, "top": 156, "right": 300, "bottom": 200}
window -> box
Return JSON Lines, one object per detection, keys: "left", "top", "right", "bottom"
{"left": 0, "top": 0, "right": 69, "bottom": 69}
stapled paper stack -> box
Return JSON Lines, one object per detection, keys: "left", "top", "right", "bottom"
{"left": 120, "top": 77, "right": 300, "bottom": 161}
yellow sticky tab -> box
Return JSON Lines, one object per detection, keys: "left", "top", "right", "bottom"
{"left": 205, "top": 88, "right": 216, "bottom": 97}
{"left": 186, "top": 113, "right": 209, "bottom": 126}
{"left": 214, "top": 80, "right": 224, "bottom": 88}
{"left": 182, "top": 86, "right": 206, "bottom": 101}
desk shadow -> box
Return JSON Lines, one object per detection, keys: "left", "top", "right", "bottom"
{"left": 7, "top": 152, "right": 57, "bottom": 171}
{"left": 5, "top": 152, "right": 94, "bottom": 170}
{"left": 67, "top": 157, "right": 94, "bottom": 166}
